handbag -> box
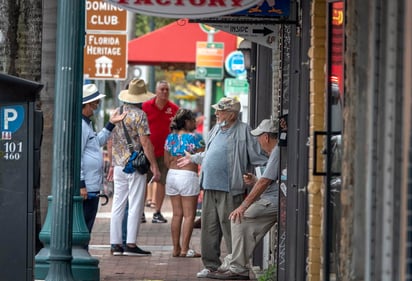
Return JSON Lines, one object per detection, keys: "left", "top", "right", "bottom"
{"left": 120, "top": 106, "right": 150, "bottom": 174}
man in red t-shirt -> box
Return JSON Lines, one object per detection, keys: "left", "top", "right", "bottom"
{"left": 143, "top": 80, "right": 179, "bottom": 223}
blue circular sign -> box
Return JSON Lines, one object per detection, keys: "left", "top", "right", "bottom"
{"left": 225, "top": 51, "right": 246, "bottom": 78}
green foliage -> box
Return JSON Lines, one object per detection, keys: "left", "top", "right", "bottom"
{"left": 258, "top": 265, "right": 276, "bottom": 281}
{"left": 135, "top": 16, "right": 175, "bottom": 37}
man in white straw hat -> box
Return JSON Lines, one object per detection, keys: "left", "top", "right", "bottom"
{"left": 108, "top": 78, "right": 161, "bottom": 256}
{"left": 177, "top": 96, "right": 267, "bottom": 278}
{"left": 81, "top": 83, "right": 126, "bottom": 250}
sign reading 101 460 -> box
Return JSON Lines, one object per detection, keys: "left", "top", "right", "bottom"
{"left": 1, "top": 105, "right": 24, "bottom": 160}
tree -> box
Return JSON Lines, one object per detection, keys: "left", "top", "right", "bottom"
{"left": 135, "top": 15, "right": 175, "bottom": 37}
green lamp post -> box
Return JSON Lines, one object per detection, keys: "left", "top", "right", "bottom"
{"left": 34, "top": 0, "right": 99, "bottom": 280}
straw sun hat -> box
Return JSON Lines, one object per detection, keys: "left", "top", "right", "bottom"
{"left": 118, "top": 78, "right": 155, "bottom": 104}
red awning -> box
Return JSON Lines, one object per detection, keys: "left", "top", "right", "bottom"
{"left": 128, "top": 20, "right": 238, "bottom": 65}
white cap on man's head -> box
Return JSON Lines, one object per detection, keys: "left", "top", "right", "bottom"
{"left": 251, "top": 119, "right": 278, "bottom": 136}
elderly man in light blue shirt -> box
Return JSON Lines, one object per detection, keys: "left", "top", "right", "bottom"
{"left": 81, "top": 84, "right": 125, "bottom": 249}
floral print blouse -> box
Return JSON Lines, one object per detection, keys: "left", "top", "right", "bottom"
{"left": 164, "top": 132, "right": 204, "bottom": 156}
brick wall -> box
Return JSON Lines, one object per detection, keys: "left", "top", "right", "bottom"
{"left": 307, "top": 0, "right": 327, "bottom": 280}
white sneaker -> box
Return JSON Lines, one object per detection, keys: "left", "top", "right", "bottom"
{"left": 196, "top": 268, "right": 211, "bottom": 278}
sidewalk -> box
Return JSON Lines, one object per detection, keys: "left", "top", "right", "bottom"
{"left": 89, "top": 195, "right": 248, "bottom": 281}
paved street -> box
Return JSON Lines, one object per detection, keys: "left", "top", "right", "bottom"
{"left": 89, "top": 195, "right": 256, "bottom": 281}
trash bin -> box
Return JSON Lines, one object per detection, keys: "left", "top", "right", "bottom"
{"left": 0, "top": 73, "right": 43, "bottom": 281}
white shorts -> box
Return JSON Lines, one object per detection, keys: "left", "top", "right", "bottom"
{"left": 166, "top": 169, "right": 200, "bottom": 196}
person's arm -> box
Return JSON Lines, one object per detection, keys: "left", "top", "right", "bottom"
{"left": 228, "top": 177, "right": 272, "bottom": 224}
{"left": 140, "top": 135, "right": 161, "bottom": 181}
{"left": 106, "top": 138, "right": 114, "bottom": 182}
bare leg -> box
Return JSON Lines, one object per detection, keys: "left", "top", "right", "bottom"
{"left": 146, "top": 182, "right": 154, "bottom": 206}
{"left": 154, "top": 182, "right": 166, "bottom": 212}
{"left": 181, "top": 195, "right": 198, "bottom": 254}
{"left": 170, "top": 195, "right": 183, "bottom": 256}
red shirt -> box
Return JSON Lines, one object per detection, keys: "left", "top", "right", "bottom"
{"left": 142, "top": 98, "right": 179, "bottom": 157}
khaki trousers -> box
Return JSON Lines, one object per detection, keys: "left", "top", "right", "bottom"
{"left": 221, "top": 198, "right": 277, "bottom": 274}
{"left": 200, "top": 190, "right": 244, "bottom": 270}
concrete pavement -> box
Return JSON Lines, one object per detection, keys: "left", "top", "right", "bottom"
{"left": 89, "top": 195, "right": 258, "bottom": 281}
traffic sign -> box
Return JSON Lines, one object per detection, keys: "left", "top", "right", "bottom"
{"left": 207, "top": 23, "right": 277, "bottom": 49}
{"left": 195, "top": 42, "right": 224, "bottom": 80}
{"left": 83, "top": 33, "right": 127, "bottom": 80}
{"left": 86, "top": 0, "right": 127, "bottom": 31}
{"left": 225, "top": 51, "right": 246, "bottom": 78}
{"left": 224, "top": 78, "right": 249, "bottom": 97}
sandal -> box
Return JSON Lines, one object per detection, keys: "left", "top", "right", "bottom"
{"left": 180, "top": 249, "right": 201, "bottom": 258}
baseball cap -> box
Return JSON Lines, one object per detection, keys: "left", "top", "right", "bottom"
{"left": 211, "top": 97, "right": 241, "bottom": 112}
{"left": 251, "top": 119, "right": 278, "bottom": 136}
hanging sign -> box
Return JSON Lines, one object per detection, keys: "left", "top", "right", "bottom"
{"left": 105, "top": 0, "right": 263, "bottom": 19}
{"left": 86, "top": 0, "right": 127, "bottom": 31}
{"left": 83, "top": 34, "right": 127, "bottom": 80}
{"left": 195, "top": 42, "right": 224, "bottom": 80}
{"left": 84, "top": 0, "right": 128, "bottom": 80}
{"left": 208, "top": 23, "right": 276, "bottom": 48}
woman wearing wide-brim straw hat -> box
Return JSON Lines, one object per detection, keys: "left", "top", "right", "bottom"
{"left": 118, "top": 78, "right": 155, "bottom": 104}
{"left": 107, "top": 78, "right": 161, "bottom": 256}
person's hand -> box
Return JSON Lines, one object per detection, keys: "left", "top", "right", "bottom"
{"left": 80, "top": 187, "right": 88, "bottom": 200}
{"left": 109, "top": 109, "right": 127, "bottom": 124}
{"left": 151, "top": 167, "right": 161, "bottom": 182}
{"left": 229, "top": 205, "right": 247, "bottom": 224}
{"left": 176, "top": 150, "right": 192, "bottom": 168}
{"left": 243, "top": 173, "right": 257, "bottom": 185}
{"left": 280, "top": 117, "right": 287, "bottom": 130}
{"left": 106, "top": 166, "right": 114, "bottom": 182}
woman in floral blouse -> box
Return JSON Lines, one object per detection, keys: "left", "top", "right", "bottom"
{"left": 164, "top": 109, "right": 204, "bottom": 258}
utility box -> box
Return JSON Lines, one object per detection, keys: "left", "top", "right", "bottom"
{"left": 0, "top": 73, "right": 43, "bottom": 281}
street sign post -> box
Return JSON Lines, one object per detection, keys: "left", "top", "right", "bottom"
{"left": 207, "top": 23, "right": 276, "bottom": 49}
{"left": 224, "top": 78, "right": 249, "bottom": 97}
{"left": 84, "top": 33, "right": 127, "bottom": 79}
{"left": 84, "top": 0, "right": 127, "bottom": 80}
{"left": 225, "top": 51, "right": 247, "bottom": 78}
{"left": 195, "top": 42, "right": 224, "bottom": 80}
{"left": 86, "top": 0, "right": 127, "bottom": 31}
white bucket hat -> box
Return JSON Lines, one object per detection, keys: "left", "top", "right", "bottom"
{"left": 82, "top": 84, "right": 106, "bottom": 104}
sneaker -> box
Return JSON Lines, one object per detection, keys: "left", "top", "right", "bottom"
{"left": 207, "top": 270, "right": 249, "bottom": 280}
{"left": 197, "top": 268, "right": 214, "bottom": 278}
{"left": 141, "top": 212, "right": 147, "bottom": 223}
{"left": 152, "top": 212, "right": 167, "bottom": 223}
{"left": 110, "top": 245, "right": 124, "bottom": 256}
{"left": 123, "top": 245, "right": 152, "bottom": 256}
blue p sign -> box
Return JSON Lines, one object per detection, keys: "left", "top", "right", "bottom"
{"left": 1, "top": 105, "right": 24, "bottom": 133}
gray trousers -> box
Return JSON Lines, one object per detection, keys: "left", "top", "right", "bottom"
{"left": 200, "top": 190, "right": 244, "bottom": 271}
{"left": 220, "top": 198, "right": 277, "bottom": 274}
